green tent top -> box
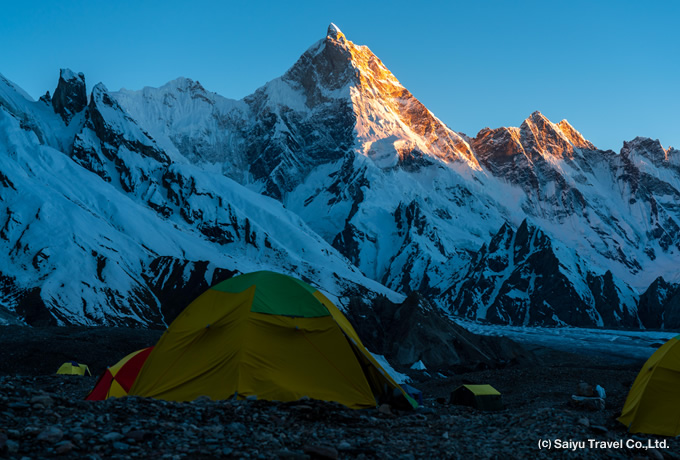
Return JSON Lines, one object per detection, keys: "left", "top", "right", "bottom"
{"left": 211, "top": 271, "right": 330, "bottom": 318}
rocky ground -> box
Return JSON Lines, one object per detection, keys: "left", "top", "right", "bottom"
{"left": 0, "top": 327, "right": 678, "bottom": 459}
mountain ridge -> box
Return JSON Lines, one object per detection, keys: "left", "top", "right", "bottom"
{"left": 1, "top": 24, "right": 678, "bottom": 329}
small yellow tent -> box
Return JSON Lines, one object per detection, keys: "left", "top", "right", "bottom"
{"left": 56, "top": 361, "right": 91, "bottom": 376}
{"left": 450, "top": 384, "right": 504, "bottom": 411}
{"left": 128, "top": 271, "right": 416, "bottom": 409}
{"left": 618, "top": 335, "right": 680, "bottom": 436}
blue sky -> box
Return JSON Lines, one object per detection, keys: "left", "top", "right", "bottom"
{"left": 1, "top": 0, "right": 678, "bottom": 151}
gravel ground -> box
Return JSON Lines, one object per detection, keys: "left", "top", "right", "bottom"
{"left": 0, "top": 326, "right": 678, "bottom": 459}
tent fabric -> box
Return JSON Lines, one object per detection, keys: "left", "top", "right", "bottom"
{"left": 56, "top": 361, "right": 91, "bottom": 376}
{"left": 460, "top": 384, "right": 501, "bottom": 396}
{"left": 450, "top": 384, "right": 504, "bottom": 411}
{"left": 86, "top": 347, "right": 153, "bottom": 401}
{"left": 212, "top": 271, "right": 326, "bottom": 318}
{"left": 402, "top": 384, "right": 424, "bottom": 405}
{"left": 127, "top": 271, "right": 416, "bottom": 409}
{"left": 618, "top": 335, "right": 680, "bottom": 436}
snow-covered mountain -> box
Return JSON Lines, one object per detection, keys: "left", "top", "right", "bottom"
{"left": 445, "top": 220, "right": 640, "bottom": 327}
{"left": 1, "top": 24, "right": 678, "bottom": 329}
{"left": 0, "top": 68, "right": 401, "bottom": 326}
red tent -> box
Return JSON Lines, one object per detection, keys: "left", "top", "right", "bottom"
{"left": 86, "top": 347, "right": 153, "bottom": 400}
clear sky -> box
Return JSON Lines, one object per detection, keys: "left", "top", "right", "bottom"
{"left": 1, "top": 0, "right": 678, "bottom": 152}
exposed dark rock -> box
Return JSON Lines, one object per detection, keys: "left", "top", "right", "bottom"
{"left": 0, "top": 170, "right": 15, "bottom": 190}
{"left": 70, "top": 84, "right": 171, "bottom": 196}
{"left": 520, "top": 111, "right": 581, "bottom": 160}
{"left": 448, "top": 220, "right": 640, "bottom": 328}
{"left": 395, "top": 148, "right": 435, "bottom": 172}
{"left": 51, "top": 69, "right": 87, "bottom": 124}
{"left": 84, "top": 84, "right": 169, "bottom": 165}
{"left": 666, "top": 293, "right": 680, "bottom": 329}
{"left": 587, "top": 270, "right": 640, "bottom": 328}
{"left": 621, "top": 137, "right": 672, "bottom": 166}
{"left": 14, "top": 287, "right": 56, "bottom": 326}
{"left": 331, "top": 223, "right": 364, "bottom": 267}
{"left": 639, "top": 277, "right": 680, "bottom": 329}
{"left": 143, "top": 256, "right": 237, "bottom": 324}
{"left": 38, "top": 91, "right": 51, "bottom": 104}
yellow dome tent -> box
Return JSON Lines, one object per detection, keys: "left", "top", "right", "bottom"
{"left": 56, "top": 361, "right": 91, "bottom": 376}
{"left": 127, "top": 271, "right": 416, "bottom": 409}
{"left": 618, "top": 335, "right": 680, "bottom": 436}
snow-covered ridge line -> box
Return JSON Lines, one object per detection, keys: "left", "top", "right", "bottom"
{"left": 0, "top": 67, "right": 404, "bottom": 326}
{"left": 1, "top": 23, "right": 679, "bottom": 330}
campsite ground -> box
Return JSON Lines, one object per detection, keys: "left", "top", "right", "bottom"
{"left": 0, "top": 326, "right": 678, "bottom": 459}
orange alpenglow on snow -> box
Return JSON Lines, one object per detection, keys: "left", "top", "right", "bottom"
{"left": 320, "top": 23, "right": 479, "bottom": 169}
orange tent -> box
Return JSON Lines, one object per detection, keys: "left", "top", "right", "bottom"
{"left": 86, "top": 347, "right": 153, "bottom": 400}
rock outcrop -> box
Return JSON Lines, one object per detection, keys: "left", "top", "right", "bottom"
{"left": 51, "top": 69, "right": 87, "bottom": 124}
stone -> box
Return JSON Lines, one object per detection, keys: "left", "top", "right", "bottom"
{"left": 36, "top": 426, "right": 63, "bottom": 443}
{"left": 125, "top": 429, "right": 148, "bottom": 442}
{"left": 570, "top": 395, "right": 605, "bottom": 411}
{"left": 113, "top": 441, "right": 130, "bottom": 450}
{"left": 30, "top": 394, "right": 54, "bottom": 407}
{"left": 276, "top": 448, "right": 307, "bottom": 459}
{"left": 303, "top": 444, "right": 339, "bottom": 459}
{"left": 378, "top": 403, "right": 393, "bottom": 416}
{"left": 55, "top": 440, "right": 75, "bottom": 454}
{"left": 590, "top": 425, "right": 608, "bottom": 434}
{"left": 227, "top": 422, "right": 247, "bottom": 435}
{"left": 337, "top": 440, "right": 352, "bottom": 451}
{"left": 5, "top": 440, "right": 18, "bottom": 454}
{"left": 102, "top": 432, "right": 125, "bottom": 442}
{"left": 577, "top": 382, "right": 594, "bottom": 397}
{"left": 647, "top": 448, "right": 665, "bottom": 460}
{"left": 8, "top": 402, "right": 30, "bottom": 411}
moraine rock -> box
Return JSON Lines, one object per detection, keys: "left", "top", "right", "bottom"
{"left": 345, "top": 291, "right": 533, "bottom": 370}
{"left": 36, "top": 426, "right": 63, "bottom": 443}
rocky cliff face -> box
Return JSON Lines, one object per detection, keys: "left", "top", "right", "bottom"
{"left": 444, "top": 220, "right": 640, "bottom": 327}
{"left": 638, "top": 277, "right": 680, "bottom": 329}
{"left": 51, "top": 69, "right": 87, "bottom": 124}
